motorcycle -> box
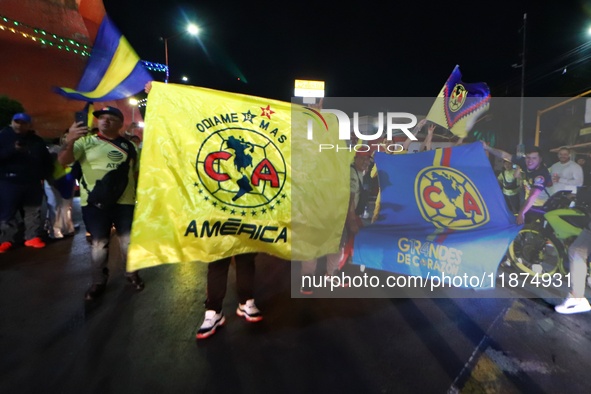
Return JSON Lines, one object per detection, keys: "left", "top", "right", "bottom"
{"left": 508, "top": 187, "right": 591, "bottom": 281}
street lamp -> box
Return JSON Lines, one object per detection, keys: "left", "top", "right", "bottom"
{"left": 182, "top": 76, "right": 189, "bottom": 83}
{"left": 163, "top": 23, "right": 200, "bottom": 83}
{"left": 129, "top": 97, "right": 138, "bottom": 122}
{"left": 518, "top": 13, "right": 526, "bottom": 155}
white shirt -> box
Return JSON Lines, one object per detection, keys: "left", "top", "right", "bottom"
{"left": 549, "top": 160, "right": 583, "bottom": 194}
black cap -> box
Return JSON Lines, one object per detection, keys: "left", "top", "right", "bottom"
{"left": 92, "top": 106, "right": 124, "bottom": 121}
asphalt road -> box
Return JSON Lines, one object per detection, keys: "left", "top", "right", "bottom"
{"left": 1, "top": 201, "right": 591, "bottom": 394}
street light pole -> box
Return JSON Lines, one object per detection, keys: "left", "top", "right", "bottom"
{"left": 517, "top": 13, "right": 527, "bottom": 155}
{"left": 516, "top": 13, "right": 527, "bottom": 155}
{"left": 162, "top": 23, "right": 199, "bottom": 84}
{"left": 164, "top": 38, "right": 170, "bottom": 83}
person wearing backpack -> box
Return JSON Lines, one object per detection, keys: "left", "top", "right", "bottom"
{"left": 58, "top": 106, "right": 144, "bottom": 301}
{"left": 497, "top": 160, "right": 522, "bottom": 215}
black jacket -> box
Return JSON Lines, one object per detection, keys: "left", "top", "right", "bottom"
{"left": 0, "top": 126, "right": 53, "bottom": 183}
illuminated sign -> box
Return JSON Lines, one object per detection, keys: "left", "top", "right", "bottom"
{"left": 294, "top": 79, "right": 325, "bottom": 98}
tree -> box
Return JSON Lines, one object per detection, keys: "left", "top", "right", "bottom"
{"left": 0, "top": 95, "right": 25, "bottom": 128}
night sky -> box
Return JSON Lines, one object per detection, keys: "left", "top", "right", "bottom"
{"left": 103, "top": 0, "right": 591, "bottom": 100}
{"left": 102, "top": 0, "right": 591, "bottom": 151}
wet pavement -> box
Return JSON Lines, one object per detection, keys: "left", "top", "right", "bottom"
{"left": 1, "top": 200, "right": 591, "bottom": 394}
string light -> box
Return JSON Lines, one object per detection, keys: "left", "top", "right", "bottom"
{"left": 0, "top": 15, "right": 91, "bottom": 56}
{"left": 0, "top": 14, "right": 166, "bottom": 72}
{"left": 141, "top": 61, "right": 167, "bottom": 73}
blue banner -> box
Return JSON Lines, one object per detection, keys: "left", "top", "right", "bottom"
{"left": 55, "top": 16, "right": 152, "bottom": 102}
{"left": 353, "top": 143, "right": 521, "bottom": 288}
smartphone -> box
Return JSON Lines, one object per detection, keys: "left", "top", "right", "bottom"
{"left": 75, "top": 111, "right": 88, "bottom": 127}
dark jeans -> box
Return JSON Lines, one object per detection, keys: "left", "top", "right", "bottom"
{"left": 205, "top": 253, "right": 257, "bottom": 313}
{"left": 0, "top": 180, "right": 44, "bottom": 243}
{"left": 81, "top": 203, "right": 135, "bottom": 283}
{"left": 503, "top": 193, "right": 520, "bottom": 215}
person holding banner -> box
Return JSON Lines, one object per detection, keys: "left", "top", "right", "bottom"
{"left": 483, "top": 143, "right": 551, "bottom": 225}
{"left": 299, "top": 150, "right": 372, "bottom": 294}
{"left": 197, "top": 253, "right": 263, "bottom": 339}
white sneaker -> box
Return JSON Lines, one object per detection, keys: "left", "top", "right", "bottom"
{"left": 236, "top": 299, "right": 263, "bottom": 322}
{"left": 555, "top": 295, "right": 591, "bottom": 315}
{"left": 196, "top": 310, "right": 225, "bottom": 339}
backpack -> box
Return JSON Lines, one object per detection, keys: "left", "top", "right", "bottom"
{"left": 82, "top": 137, "right": 136, "bottom": 210}
{"left": 501, "top": 171, "right": 518, "bottom": 191}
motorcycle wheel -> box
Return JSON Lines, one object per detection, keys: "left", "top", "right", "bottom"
{"left": 508, "top": 228, "right": 564, "bottom": 276}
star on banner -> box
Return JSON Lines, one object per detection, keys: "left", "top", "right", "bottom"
{"left": 242, "top": 110, "right": 257, "bottom": 123}
{"left": 260, "top": 105, "right": 275, "bottom": 119}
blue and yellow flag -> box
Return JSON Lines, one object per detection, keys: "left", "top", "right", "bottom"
{"left": 353, "top": 143, "right": 520, "bottom": 288}
{"left": 426, "top": 65, "right": 490, "bottom": 138}
{"left": 128, "top": 83, "right": 350, "bottom": 270}
{"left": 55, "top": 15, "right": 152, "bottom": 102}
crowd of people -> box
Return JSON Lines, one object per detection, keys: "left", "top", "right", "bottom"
{"left": 0, "top": 110, "right": 145, "bottom": 301}
{"left": 298, "top": 120, "right": 591, "bottom": 319}
{"left": 2, "top": 106, "right": 591, "bottom": 344}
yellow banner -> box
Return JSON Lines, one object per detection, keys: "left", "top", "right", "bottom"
{"left": 128, "top": 83, "right": 350, "bottom": 270}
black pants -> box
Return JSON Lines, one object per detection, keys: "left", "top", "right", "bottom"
{"left": 81, "top": 204, "right": 135, "bottom": 283}
{"left": 205, "top": 253, "right": 257, "bottom": 313}
{"left": 503, "top": 193, "right": 520, "bottom": 215}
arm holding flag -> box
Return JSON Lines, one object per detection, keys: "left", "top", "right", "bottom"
{"left": 482, "top": 141, "right": 513, "bottom": 162}
{"left": 418, "top": 123, "right": 436, "bottom": 152}
{"left": 483, "top": 142, "right": 549, "bottom": 225}
{"left": 516, "top": 187, "right": 543, "bottom": 225}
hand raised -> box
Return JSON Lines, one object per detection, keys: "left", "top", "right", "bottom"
{"left": 66, "top": 121, "right": 89, "bottom": 144}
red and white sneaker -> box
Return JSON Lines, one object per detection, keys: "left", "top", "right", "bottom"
{"left": 196, "top": 310, "right": 225, "bottom": 339}
{"left": 236, "top": 299, "right": 263, "bottom": 322}
{"left": 24, "top": 237, "right": 46, "bottom": 248}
